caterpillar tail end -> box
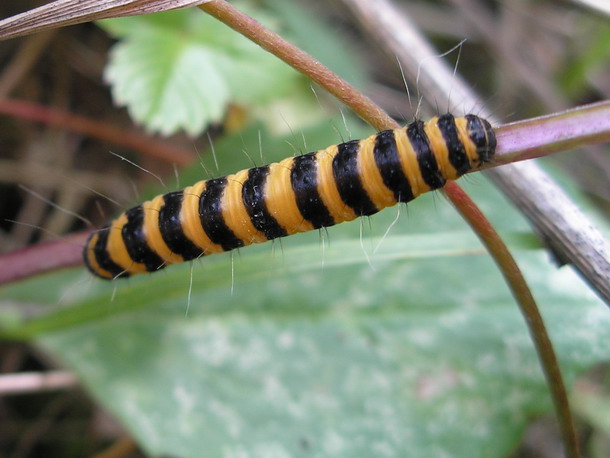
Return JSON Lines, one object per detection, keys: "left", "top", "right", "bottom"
{"left": 83, "top": 230, "right": 126, "bottom": 280}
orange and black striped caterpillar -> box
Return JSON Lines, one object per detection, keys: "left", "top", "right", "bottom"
{"left": 84, "top": 113, "right": 496, "bottom": 279}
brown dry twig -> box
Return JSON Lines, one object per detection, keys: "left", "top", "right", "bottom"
{"left": 0, "top": 99, "right": 196, "bottom": 166}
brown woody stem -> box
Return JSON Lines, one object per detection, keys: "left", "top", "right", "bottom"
{"left": 198, "top": 1, "right": 580, "bottom": 456}
{"left": 0, "top": 98, "right": 195, "bottom": 165}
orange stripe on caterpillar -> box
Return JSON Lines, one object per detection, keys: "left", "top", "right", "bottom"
{"left": 84, "top": 114, "right": 496, "bottom": 279}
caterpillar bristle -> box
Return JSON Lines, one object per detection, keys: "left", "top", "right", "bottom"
{"left": 84, "top": 114, "right": 496, "bottom": 280}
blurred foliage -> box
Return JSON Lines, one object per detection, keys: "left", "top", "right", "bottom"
{"left": 559, "top": 21, "right": 610, "bottom": 98}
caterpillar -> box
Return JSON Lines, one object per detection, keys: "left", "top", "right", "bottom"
{"left": 84, "top": 113, "right": 496, "bottom": 279}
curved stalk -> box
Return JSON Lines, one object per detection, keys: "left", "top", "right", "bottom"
{"left": 197, "top": 1, "right": 581, "bottom": 456}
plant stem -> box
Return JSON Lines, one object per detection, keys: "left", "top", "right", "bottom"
{"left": 198, "top": 1, "right": 580, "bottom": 456}
{"left": 0, "top": 98, "right": 195, "bottom": 165}
{"left": 0, "top": 231, "right": 91, "bottom": 285}
{"left": 446, "top": 181, "right": 580, "bottom": 458}
{"left": 200, "top": 1, "right": 394, "bottom": 131}
{"left": 340, "top": 0, "right": 610, "bottom": 308}
{"left": 493, "top": 100, "right": 610, "bottom": 166}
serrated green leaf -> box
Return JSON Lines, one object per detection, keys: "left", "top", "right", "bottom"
{"left": 106, "top": 33, "right": 230, "bottom": 135}
{"left": 99, "top": 7, "right": 322, "bottom": 136}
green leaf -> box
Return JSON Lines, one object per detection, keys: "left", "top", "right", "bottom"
{"left": 99, "top": 7, "right": 314, "bottom": 136}
{"left": 1, "top": 121, "right": 608, "bottom": 457}
{"left": 558, "top": 19, "right": 610, "bottom": 98}
{"left": 183, "top": 116, "right": 375, "bottom": 180}
{"left": 12, "top": 237, "right": 610, "bottom": 457}
{"left": 106, "top": 31, "right": 229, "bottom": 136}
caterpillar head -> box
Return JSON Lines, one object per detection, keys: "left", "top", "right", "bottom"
{"left": 465, "top": 114, "right": 496, "bottom": 165}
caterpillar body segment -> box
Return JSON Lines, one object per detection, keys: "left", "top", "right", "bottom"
{"left": 84, "top": 113, "right": 496, "bottom": 279}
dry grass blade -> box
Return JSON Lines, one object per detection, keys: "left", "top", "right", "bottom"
{"left": 0, "top": 0, "right": 210, "bottom": 41}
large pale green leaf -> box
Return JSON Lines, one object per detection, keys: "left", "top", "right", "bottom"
{"left": 38, "top": 252, "right": 610, "bottom": 458}
{"left": 1, "top": 129, "right": 608, "bottom": 457}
